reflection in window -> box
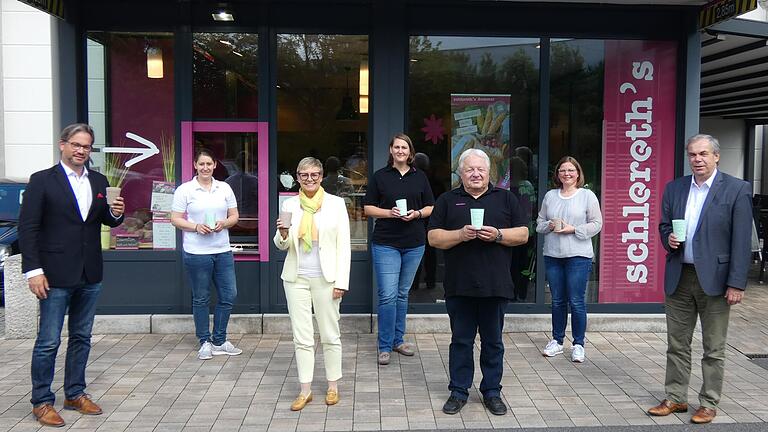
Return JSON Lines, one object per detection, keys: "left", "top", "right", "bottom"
{"left": 193, "top": 33, "right": 258, "bottom": 119}
{"left": 408, "top": 36, "right": 540, "bottom": 304}
{"left": 192, "top": 132, "right": 259, "bottom": 251}
{"left": 276, "top": 34, "right": 369, "bottom": 250}
{"left": 87, "top": 32, "right": 175, "bottom": 250}
{"left": 549, "top": 39, "right": 604, "bottom": 303}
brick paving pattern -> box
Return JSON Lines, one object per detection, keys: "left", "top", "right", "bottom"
{"left": 1, "top": 274, "right": 767, "bottom": 431}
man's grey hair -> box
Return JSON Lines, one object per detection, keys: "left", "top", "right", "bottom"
{"left": 59, "top": 123, "right": 95, "bottom": 144}
{"left": 296, "top": 156, "right": 323, "bottom": 174}
{"left": 686, "top": 134, "right": 720, "bottom": 155}
{"left": 458, "top": 148, "right": 491, "bottom": 171}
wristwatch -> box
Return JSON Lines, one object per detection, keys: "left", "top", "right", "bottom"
{"left": 494, "top": 228, "right": 503, "bottom": 243}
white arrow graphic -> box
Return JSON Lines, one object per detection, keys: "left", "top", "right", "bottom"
{"left": 102, "top": 132, "right": 159, "bottom": 168}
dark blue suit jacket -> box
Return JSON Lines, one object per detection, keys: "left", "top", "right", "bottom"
{"left": 659, "top": 171, "right": 752, "bottom": 296}
{"left": 19, "top": 164, "right": 124, "bottom": 287}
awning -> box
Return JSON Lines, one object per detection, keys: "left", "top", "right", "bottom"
{"left": 701, "top": 18, "right": 768, "bottom": 120}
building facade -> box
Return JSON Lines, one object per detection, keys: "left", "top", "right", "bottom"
{"left": 4, "top": 0, "right": 764, "bottom": 317}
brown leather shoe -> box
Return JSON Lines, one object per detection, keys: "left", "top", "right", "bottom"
{"left": 691, "top": 407, "right": 716, "bottom": 424}
{"left": 647, "top": 399, "right": 688, "bottom": 416}
{"left": 32, "top": 404, "right": 65, "bottom": 427}
{"left": 63, "top": 394, "right": 103, "bottom": 415}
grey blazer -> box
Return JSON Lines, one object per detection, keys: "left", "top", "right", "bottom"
{"left": 659, "top": 171, "right": 753, "bottom": 296}
{"left": 659, "top": 170, "right": 752, "bottom": 296}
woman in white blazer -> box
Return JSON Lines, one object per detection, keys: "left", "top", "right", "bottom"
{"left": 274, "top": 157, "right": 351, "bottom": 411}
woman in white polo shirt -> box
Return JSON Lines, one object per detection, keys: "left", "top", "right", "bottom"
{"left": 171, "top": 149, "right": 242, "bottom": 360}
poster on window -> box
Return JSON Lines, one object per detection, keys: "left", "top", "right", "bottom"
{"left": 151, "top": 181, "right": 175, "bottom": 213}
{"left": 598, "top": 40, "right": 677, "bottom": 303}
{"left": 450, "top": 94, "right": 511, "bottom": 190}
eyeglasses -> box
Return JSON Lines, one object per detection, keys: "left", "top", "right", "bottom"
{"left": 558, "top": 169, "right": 577, "bottom": 174}
{"left": 67, "top": 141, "right": 93, "bottom": 152}
{"left": 297, "top": 172, "right": 321, "bottom": 181}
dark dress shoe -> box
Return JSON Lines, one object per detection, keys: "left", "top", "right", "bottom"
{"left": 691, "top": 407, "right": 716, "bottom": 424}
{"left": 647, "top": 399, "right": 688, "bottom": 416}
{"left": 483, "top": 396, "right": 508, "bottom": 415}
{"left": 63, "top": 394, "right": 103, "bottom": 415}
{"left": 442, "top": 396, "right": 467, "bottom": 415}
{"left": 32, "top": 404, "right": 65, "bottom": 427}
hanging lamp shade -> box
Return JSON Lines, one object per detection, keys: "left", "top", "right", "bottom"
{"left": 359, "top": 58, "right": 369, "bottom": 114}
{"left": 147, "top": 47, "right": 163, "bottom": 79}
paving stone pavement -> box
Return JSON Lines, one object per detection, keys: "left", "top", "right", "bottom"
{"left": 1, "top": 274, "right": 767, "bottom": 431}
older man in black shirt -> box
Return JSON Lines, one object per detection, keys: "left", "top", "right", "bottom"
{"left": 428, "top": 148, "right": 528, "bottom": 416}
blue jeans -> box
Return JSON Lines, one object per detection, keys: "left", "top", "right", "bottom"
{"left": 445, "top": 296, "right": 508, "bottom": 400}
{"left": 31, "top": 282, "right": 102, "bottom": 407}
{"left": 545, "top": 256, "right": 592, "bottom": 346}
{"left": 372, "top": 243, "right": 424, "bottom": 352}
{"left": 183, "top": 251, "right": 238, "bottom": 346}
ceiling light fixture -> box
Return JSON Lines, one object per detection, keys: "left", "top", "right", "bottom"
{"left": 336, "top": 67, "right": 359, "bottom": 120}
{"left": 212, "top": 10, "right": 234, "bottom": 21}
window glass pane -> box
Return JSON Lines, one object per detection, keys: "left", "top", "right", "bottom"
{"left": 193, "top": 132, "right": 259, "bottom": 252}
{"left": 408, "top": 36, "right": 540, "bottom": 304}
{"left": 548, "top": 39, "right": 604, "bottom": 302}
{"left": 276, "top": 34, "right": 369, "bottom": 251}
{"left": 87, "top": 32, "right": 176, "bottom": 251}
{"left": 193, "top": 33, "right": 259, "bottom": 119}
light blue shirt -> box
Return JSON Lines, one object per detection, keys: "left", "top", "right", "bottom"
{"left": 683, "top": 169, "right": 717, "bottom": 264}
{"left": 60, "top": 162, "right": 92, "bottom": 221}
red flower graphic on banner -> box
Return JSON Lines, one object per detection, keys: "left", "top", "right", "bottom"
{"left": 421, "top": 114, "right": 445, "bottom": 145}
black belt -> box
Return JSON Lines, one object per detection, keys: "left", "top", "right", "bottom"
{"left": 682, "top": 263, "right": 696, "bottom": 269}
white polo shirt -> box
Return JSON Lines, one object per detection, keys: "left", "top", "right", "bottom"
{"left": 172, "top": 177, "right": 238, "bottom": 255}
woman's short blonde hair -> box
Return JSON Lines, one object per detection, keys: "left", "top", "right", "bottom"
{"left": 296, "top": 157, "right": 323, "bottom": 174}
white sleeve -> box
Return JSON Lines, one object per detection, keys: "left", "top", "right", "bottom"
{"left": 223, "top": 183, "right": 238, "bottom": 209}
{"left": 171, "top": 184, "right": 188, "bottom": 213}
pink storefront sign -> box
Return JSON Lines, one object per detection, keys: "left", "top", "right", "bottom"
{"left": 599, "top": 40, "right": 678, "bottom": 303}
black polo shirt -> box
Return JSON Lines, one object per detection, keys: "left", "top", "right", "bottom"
{"left": 428, "top": 184, "right": 527, "bottom": 299}
{"left": 363, "top": 165, "right": 435, "bottom": 248}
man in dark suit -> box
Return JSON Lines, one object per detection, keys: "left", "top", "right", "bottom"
{"left": 19, "top": 124, "right": 125, "bottom": 427}
{"left": 648, "top": 134, "right": 752, "bottom": 424}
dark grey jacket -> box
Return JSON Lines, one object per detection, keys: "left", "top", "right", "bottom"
{"left": 659, "top": 171, "right": 753, "bottom": 296}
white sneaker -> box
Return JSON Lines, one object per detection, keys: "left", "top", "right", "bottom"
{"left": 542, "top": 339, "right": 563, "bottom": 357}
{"left": 212, "top": 341, "right": 243, "bottom": 356}
{"left": 198, "top": 341, "right": 213, "bottom": 360}
{"left": 571, "top": 345, "right": 585, "bottom": 363}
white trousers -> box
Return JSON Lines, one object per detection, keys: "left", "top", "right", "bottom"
{"left": 284, "top": 276, "right": 342, "bottom": 383}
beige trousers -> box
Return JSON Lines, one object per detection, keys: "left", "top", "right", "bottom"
{"left": 664, "top": 265, "right": 731, "bottom": 409}
{"left": 284, "top": 276, "right": 342, "bottom": 384}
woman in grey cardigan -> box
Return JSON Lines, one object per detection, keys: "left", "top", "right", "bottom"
{"left": 536, "top": 156, "right": 602, "bottom": 363}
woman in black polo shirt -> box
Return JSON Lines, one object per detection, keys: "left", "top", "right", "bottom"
{"left": 364, "top": 133, "right": 435, "bottom": 365}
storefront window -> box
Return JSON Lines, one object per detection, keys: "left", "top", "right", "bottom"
{"left": 188, "top": 129, "right": 261, "bottom": 252}
{"left": 549, "top": 39, "right": 678, "bottom": 304}
{"left": 408, "top": 36, "right": 540, "bottom": 304}
{"left": 193, "top": 33, "right": 258, "bottom": 119}
{"left": 87, "top": 32, "right": 176, "bottom": 251}
{"left": 276, "top": 34, "right": 370, "bottom": 251}
{"left": 548, "top": 39, "right": 604, "bottom": 302}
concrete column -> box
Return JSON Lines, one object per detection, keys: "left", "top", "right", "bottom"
{"left": 3, "top": 254, "right": 38, "bottom": 339}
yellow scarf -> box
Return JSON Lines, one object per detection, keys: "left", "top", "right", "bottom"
{"left": 298, "top": 187, "right": 324, "bottom": 252}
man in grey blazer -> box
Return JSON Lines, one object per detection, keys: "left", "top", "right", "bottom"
{"left": 648, "top": 134, "right": 753, "bottom": 424}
